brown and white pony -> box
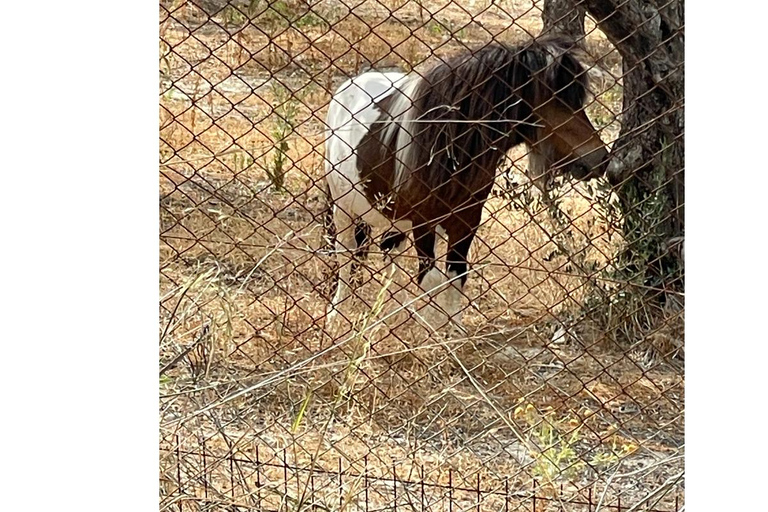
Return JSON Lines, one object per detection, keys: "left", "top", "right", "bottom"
{"left": 324, "top": 37, "right": 609, "bottom": 330}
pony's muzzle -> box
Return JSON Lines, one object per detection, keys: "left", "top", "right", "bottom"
{"left": 605, "top": 157, "right": 625, "bottom": 186}
{"left": 567, "top": 148, "right": 610, "bottom": 181}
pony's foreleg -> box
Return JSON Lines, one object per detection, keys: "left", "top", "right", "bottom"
{"left": 411, "top": 226, "right": 453, "bottom": 331}
{"left": 441, "top": 220, "right": 479, "bottom": 330}
{"left": 416, "top": 212, "right": 481, "bottom": 332}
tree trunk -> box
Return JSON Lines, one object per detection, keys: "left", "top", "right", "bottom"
{"left": 543, "top": 0, "right": 685, "bottom": 298}
{"left": 542, "top": 0, "right": 585, "bottom": 40}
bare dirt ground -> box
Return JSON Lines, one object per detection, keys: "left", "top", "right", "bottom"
{"left": 160, "top": 1, "right": 683, "bottom": 510}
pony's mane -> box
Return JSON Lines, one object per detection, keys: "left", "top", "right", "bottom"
{"left": 384, "top": 37, "right": 590, "bottom": 205}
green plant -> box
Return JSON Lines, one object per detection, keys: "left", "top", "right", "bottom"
{"left": 232, "top": 150, "right": 254, "bottom": 173}
{"left": 514, "top": 401, "right": 638, "bottom": 483}
{"left": 588, "top": 83, "right": 622, "bottom": 129}
{"left": 222, "top": 4, "right": 248, "bottom": 28}
{"left": 426, "top": 19, "right": 446, "bottom": 37}
{"left": 296, "top": 11, "right": 326, "bottom": 29}
{"left": 447, "top": 19, "right": 469, "bottom": 42}
{"left": 515, "top": 402, "right": 585, "bottom": 481}
{"left": 266, "top": 83, "right": 299, "bottom": 191}
{"left": 243, "top": 0, "right": 298, "bottom": 34}
{"left": 610, "top": 138, "right": 680, "bottom": 290}
{"left": 268, "top": 0, "right": 291, "bottom": 19}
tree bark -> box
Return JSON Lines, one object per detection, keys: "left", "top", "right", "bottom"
{"left": 542, "top": 0, "right": 585, "bottom": 40}
{"left": 543, "top": 0, "right": 685, "bottom": 296}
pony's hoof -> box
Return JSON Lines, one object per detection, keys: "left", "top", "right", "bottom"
{"left": 325, "top": 306, "right": 354, "bottom": 338}
{"left": 414, "top": 303, "right": 463, "bottom": 335}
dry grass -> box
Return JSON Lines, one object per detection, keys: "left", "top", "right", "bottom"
{"left": 160, "top": 2, "right": 683, "bottom": 511}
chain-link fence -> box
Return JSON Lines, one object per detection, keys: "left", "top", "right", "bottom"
{"left": 160, "top": 1, "right": 684, "bottom": 511}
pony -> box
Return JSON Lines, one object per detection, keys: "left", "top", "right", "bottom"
{"left": 324, "top": 37, "right": 609, "bottom": 330}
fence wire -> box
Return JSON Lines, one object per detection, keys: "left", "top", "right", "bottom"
{"left": 160, "top": 1, "right": 684, "bottom": 511}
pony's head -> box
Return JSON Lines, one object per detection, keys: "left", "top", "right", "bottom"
{"left": 524, "top": 41, "right": 609, "bottom": 184}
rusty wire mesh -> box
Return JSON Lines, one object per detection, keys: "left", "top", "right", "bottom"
{"left": 160, "top": 1, "right": 684, "bottom": 511}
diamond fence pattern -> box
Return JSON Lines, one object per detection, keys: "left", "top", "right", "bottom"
{"left": 160, "top": 1, "right": 684, "bottom": 511}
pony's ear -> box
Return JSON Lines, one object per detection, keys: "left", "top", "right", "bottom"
{"left": 552, "top": 52, "right": 588, "bottom": 109}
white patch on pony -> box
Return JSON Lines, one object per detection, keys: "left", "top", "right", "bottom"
{"left": 325, "top": 71, "right": 413, "bottom": 233}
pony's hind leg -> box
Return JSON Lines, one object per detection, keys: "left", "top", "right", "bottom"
{"left": 327, "top": 207, "right": 358, "bottom": 329}
{"left": 350, "top": 220, "right": 372, "bottom": 285}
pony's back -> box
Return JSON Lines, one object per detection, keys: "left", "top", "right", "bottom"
{"left": 326, "top": 72, "right": 407, "bottom": 136}
{"left": 325, "top": 71, "right": 407, "bottom": 206}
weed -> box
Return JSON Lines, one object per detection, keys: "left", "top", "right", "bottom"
{"left": 587, "top": 83, "right": 622, "bottom": 131}
{"left": 336, "top": 265, "right": 396, "bottom": 403}
{"left": 296, "top": 11, "right": 326, "bottom": 29}
{"left": 266, "top": 82, "right": 299, "bottom": 191}
{"left": 426, "top": 19, "right": 446, "bottom": 37}
{"left": 515, "top": 402, "right": 585, "bottom": 482}
{"left": 222, "top": 4, "right": 248, "bottom": 29}
{"left": 244, "top": 0, "right": 325, "bottom": 33}
{"left": 514, "top": 401, "right": 638, "bottom": 484}
{"left": 267, "top": 0, "right": 292, "bottom": 19}
{"left": 232, "top": 151, "right": 254, "bottom": 173}
{"left": 447, "top": 19, "right": 469, "bottom": 42}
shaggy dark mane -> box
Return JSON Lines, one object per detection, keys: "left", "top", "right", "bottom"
{"left": 390, "top": 37, "right": 590, "bottom": 215}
